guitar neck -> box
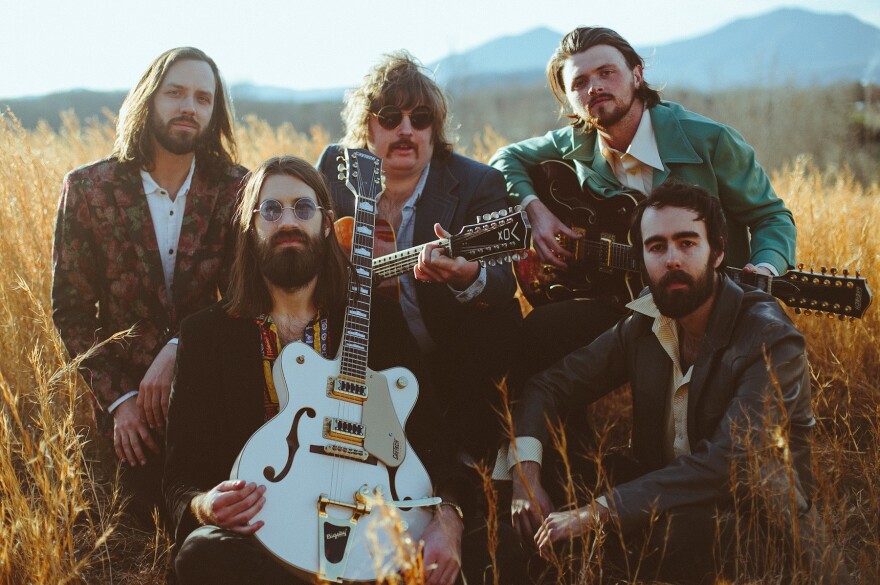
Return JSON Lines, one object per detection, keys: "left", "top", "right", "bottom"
{"left": 373, "top": 240, "right": 443, "bottom": 279}
{"left": 339, "top": 150, "right": 384, "bottom": 381}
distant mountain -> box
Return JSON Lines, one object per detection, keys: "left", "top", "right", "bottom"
{"left": 231, "top": 83, "right": 344, "bottom": 103}
{"left": 429, "top": 27, "right": 560, "bottom": 89}
{"left": 642, "top": 8, "right": 880, "bottom": 90}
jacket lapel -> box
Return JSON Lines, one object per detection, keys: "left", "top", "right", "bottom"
{"left": 414, "top": 161, "right": 458, "bottom": 244}
{"left": 174, "top": 166, "right": 220, "bottom": 311}
{"left": 112, "top": 163, "right": 168, "bottom": 316}
{"left": 649, "top": 103, "right": 703, "bottom": 188}
{"left": 686, "top": 276, "right": 742, "bottom": 441}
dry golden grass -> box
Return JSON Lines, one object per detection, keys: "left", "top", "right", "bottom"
{"left": 0, "top": 110, "right": 877, "bottom": 583}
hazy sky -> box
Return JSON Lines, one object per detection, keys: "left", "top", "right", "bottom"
{"left": 2, "top": 0, "right": 878, "bottom": 98}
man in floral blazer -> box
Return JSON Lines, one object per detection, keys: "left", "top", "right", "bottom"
{"left": 52, "top": 47, "right": 247, "bottom": 525}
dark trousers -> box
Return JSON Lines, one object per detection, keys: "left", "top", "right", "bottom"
{"left": 118, "top": 444, "right": 166, "bottom": 529}
{"left": 175, "top": 526, "right": 310, "bottom": 585}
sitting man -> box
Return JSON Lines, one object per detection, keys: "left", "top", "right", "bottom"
{"left": 52, "top": 46, "right": 246, "bottom": 526}
{"left": 489, "top": 26, "right": 796, "bottom": 381}
{"left": 164, "top": 156, "right": 465, "bottom": 585}
{"left": 504, "top": 181, "right": 848, "bottom": 584}
{"left": 317, "top": 51, "right": 523, "bottom": 467}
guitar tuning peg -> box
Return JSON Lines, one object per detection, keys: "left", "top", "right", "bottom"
{"left": 830, "top": 267, "right": 838, "bottom": 275}
{"left": 797, "top": 263, "right": 804, "bottom": 271}
{"left": 809, "top": 265, "right": 814, "bottom": 273}
{"left": 488, "top": 259, "right": 496, "bottom": 266}
{"left": 821, "top": 266, "right": 827, "bottom": 274}
{"left": 475, "top": 215, "right": 482, "bottom": 223}
{"left": 336, "top": 156, "right": 344, "bottom": 163}
{"left": 514, "top": 205, "right": 522, "bottom": 211}
{"left": 842, "top": 268, "right": 849, "bottom": 277}
{"left": 838, "top": 314, "right": 845, "bottom": 321}
{"left": 794, "top": 308, "right": 802, "bottom": 314}
{"left": 856, "top": 269, "right": 861, "bottom": 278}
{"left": 337, "top": 163, "right": 345, "bottom": 172}
{"left": 499, "top": 209, "right": 508, "bottom": 217}
{"left": 337, "top": 173, "right": 345, "bottom": 180}
{"left": 482, "top": 213, "right": 492, "bottom": 221}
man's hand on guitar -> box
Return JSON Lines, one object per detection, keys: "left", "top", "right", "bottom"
{"left": 138, "top": 341, "right": 178, "bottom": 429}
{"left": 742, "top": 263, "right": 773, "bottom": 276}
{"left": 421, "top": 505, "right": 463, "bottom": 585}
{"left": 415, "top": 223, "right": 480, "bottom": 290}
{"left": 191, "top": 480, "right": 267, "bottom": 535}
{"left": 511, "top": 461, "right": 553, "bottom": 546}
{"left": 525, "top": 199, "right": 581, "bottom": 268}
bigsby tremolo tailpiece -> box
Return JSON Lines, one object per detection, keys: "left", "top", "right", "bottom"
{"left": 315, "top": 484, "right": 440, "bottom": 583}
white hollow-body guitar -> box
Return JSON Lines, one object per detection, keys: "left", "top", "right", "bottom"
{"left": 231, "top": 149, "right": 438, "bottom": 583}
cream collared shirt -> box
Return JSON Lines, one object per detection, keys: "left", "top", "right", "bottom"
{"left": 596, "top": 108, "right": 664, "bottom": 196}
{"left": 140, "top": 158, "right": 196, "bottom": 306}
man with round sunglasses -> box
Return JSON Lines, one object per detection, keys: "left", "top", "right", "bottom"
{"left": 52, "top": 47, "right": 246, "bottom": 529}
{"left": 318, "top": 51, "right": 526, "bottom": 584}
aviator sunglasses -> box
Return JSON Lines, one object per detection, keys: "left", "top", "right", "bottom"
{"left": 372, "top": 105, "right": 434, "bottom": 130}
{"left": 254, "top": 198, "right": 324, "bottom": 222}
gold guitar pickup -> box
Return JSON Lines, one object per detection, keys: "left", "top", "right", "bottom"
{"left": 324, "top": 417, "right": 366, "bottom": 446}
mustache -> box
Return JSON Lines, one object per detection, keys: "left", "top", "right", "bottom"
{"left": 169, "top": 116, "right": 200, "bottom": 130}
{"left": 659, "top": 270, "right": 695, "bottom": 288}
{"left": 388, "top": 139, "right": 417, "bottom": 153}
{"left": 269, "top": 228, "right": 308, "bottom": 248}
{"left": 589, "top": 94, "right": 614, "bottom": 107}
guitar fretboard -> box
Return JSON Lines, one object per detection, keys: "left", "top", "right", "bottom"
{"left": 340, "top": 151, "right": 383, "bottom": 382}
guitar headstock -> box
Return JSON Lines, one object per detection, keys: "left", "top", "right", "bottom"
{"left": 447, "top": 206, "right": 532, "bottom": 265}
{"left": 338, "top": 149, "right": 384, "bottom": 202}
{"left": 769, "top": 264, "right": 871, "bottom": 321}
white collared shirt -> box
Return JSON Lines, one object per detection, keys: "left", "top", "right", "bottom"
{"left": 597, "top": 108, "right": 664, "bottom": 196}
{"left": 140, "top": 158, "right": 195, "bottom": 305}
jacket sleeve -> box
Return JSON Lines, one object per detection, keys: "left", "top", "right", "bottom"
{"left": 51, "top": 171, "right": 135, "bottom": 410}
{"left": 710, "top": 126, "right": 796, "bottom": 273}
{"left": 513, "top": 317, "right": 630, "bottom": 447}
{"left": 608, "top": 320, "right": 810, "bottom": 535}
{"left": 488, "top": 130, "right": 568, "bottom": 206}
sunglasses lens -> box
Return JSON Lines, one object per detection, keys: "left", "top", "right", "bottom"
{"left": 409, "top": 106, "right": 433, "bottom": 130}
{"left": 258, "top": 199, "right": 283, "bottom": 222}
{"left": 376, "top": 107, "right": 403, "bottom": 130}
{"left": 293, "top": 199, "right": 318, "bottom": 220}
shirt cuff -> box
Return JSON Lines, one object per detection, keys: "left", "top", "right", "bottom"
{"left": 448, "top": 265, "right": 487, "bottom": 302}
{"left": 492, "top": 437, "right": 544, "bottom": 480}
{"left": 520, "top": 194, "right": 539, "bottom": 209}
{"left": 754, "top": 262, "right": 779, "bottom": 276}
{"left": 166, "top": 337, "right": 179, "bottom": 346}
{"left": 108, "top": 390, "right": 138, "bottom": 413}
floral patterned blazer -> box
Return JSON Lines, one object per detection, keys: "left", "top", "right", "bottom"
{"left": 51, "top": 157, "right": 247, "bottom": 435}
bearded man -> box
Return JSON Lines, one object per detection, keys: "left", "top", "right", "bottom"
{"left": 501, "top": 182, "right": 848, "bottom": 584}
{"left": 164, "top": 156, "right": 465, "bottom": 585}
{"left": 52, "top": 47, "right": 246, "bottom": 525}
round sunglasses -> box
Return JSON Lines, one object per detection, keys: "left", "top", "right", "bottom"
{"left": 254, "top": 198, "right": 324, "bottom": 222}
{"left": 371, "top": 105, "right": 434, "bottom": 130}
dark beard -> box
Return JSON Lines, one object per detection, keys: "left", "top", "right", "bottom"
{"left": 151, "top": 115, "right": 205, "bottom": 155}
{"left": 258, "top": 229, "right": 326, "bottom": 290}
{"left": 648, "top": 257, "right": 717, "bottom": 319}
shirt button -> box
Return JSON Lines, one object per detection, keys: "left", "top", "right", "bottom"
{"left": 160, "top": 190, "right": 167, "bottom": 195}
{"left": 170, "top": 210, "right": 174, "bottom": 216}
{"left": 168, "top": 249, "right": 174, "bottom": 255}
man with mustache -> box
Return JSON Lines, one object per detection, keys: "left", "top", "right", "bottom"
{"left": 490, "top": 26, "right": 796, "bottom": 391}
{"left": 317, "top": 51, "right": 525, "bottom": 584}
{"left": 165, "top": 156, "right": 465, "bottom": 585}
{"left": 52, "top": 47, "right": 246, "bottom": 526}
{"left": 502, "top": 182, "right": 847, "bottom": 583}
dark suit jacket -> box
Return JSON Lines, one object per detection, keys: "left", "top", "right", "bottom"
{"left": 52, "top": 157, "right": 247, "bottom": 434}
{"left": 164, "top": 296, "right": 464, "bottom": 545}
{"left": 515, "top": 276, "right": 815, "bottom": 534}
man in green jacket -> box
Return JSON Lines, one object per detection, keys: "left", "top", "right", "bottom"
{"left": 489, "top": 26, "right": 796, "bottom": 376}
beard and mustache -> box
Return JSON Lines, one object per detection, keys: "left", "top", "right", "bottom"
{"left": 151, "top": 114, "right": 207, "bottom": 155}
{"left": 257, "top": 228, "right": 327, "bottom": 290}
{"left": 648, "top": 254, "right": 719, "bottom": 319}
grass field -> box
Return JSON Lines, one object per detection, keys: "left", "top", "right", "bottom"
{"left": 0, "top": 111, "right": 877, "bottom": 583}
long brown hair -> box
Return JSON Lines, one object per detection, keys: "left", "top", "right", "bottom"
{"left": 225, "top": 156, "right": 352, "bottom": 318}
{"left": 547, "top": 27, "right": 662, "bottom": 131}
{"left": 341, "top": 50, "right": 454, "bottom": 160}
{"left": 111, "top": 47, "right": 238, "bottom": 176}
